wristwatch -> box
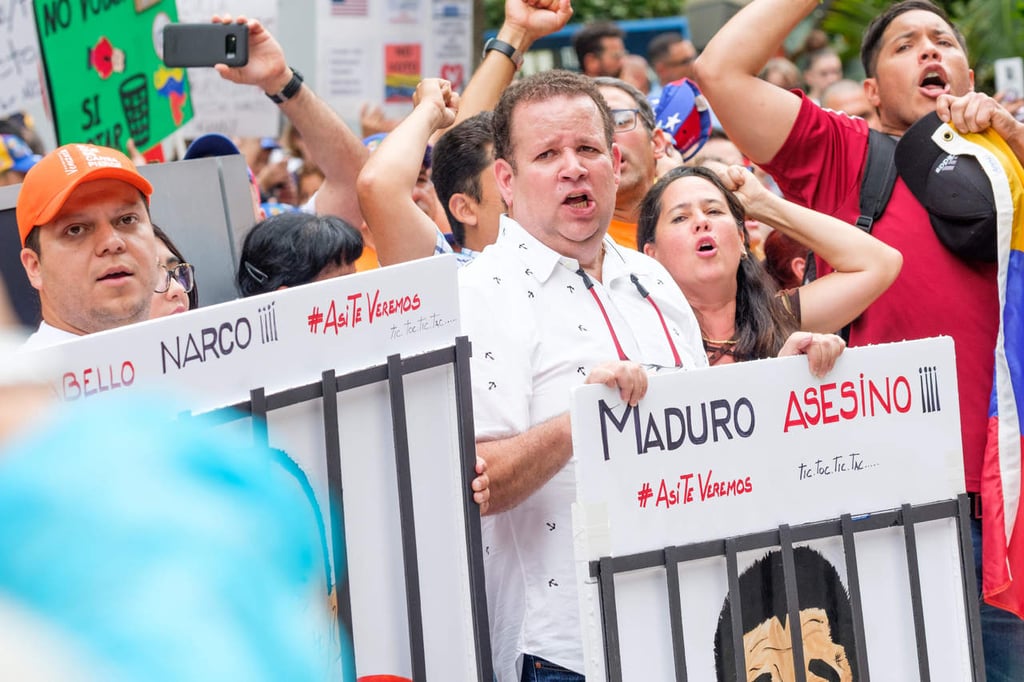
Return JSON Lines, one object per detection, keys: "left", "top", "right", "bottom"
{"left": 483, "top": 38, "right": 523, "bottom": 71}
{"left": 266, "top": 68, "right": 304, "bottom": 104}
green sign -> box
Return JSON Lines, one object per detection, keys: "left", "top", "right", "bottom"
{"left": 34, "top": 0, "right": 193, "bottom": 153}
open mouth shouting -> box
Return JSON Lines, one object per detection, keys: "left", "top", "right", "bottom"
{"left": 919, "top": 67, "right": 949, "bottom": 97}
{"left": 565, "top": 192, "right": 593, "bottom": 210}
{"left": 696, "top": 235, "right": 718, "bottom": 257}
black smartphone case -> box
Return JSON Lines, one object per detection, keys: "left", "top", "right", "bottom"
{"left": 162, "top": 24, "right": 249, "bottom": 68}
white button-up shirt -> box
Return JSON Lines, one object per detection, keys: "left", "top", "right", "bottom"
{"left": 459, "top": 215, "right": 706, "bottom": 680}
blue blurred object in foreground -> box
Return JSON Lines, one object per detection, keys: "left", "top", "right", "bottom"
{"left": 0, "top": 395, "right": 331, "bottom": 681}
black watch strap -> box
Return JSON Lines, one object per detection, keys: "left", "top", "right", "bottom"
{"left": 483, "top": 38, "right": 523, "bottom": 70}
{"left": 266, "top": 68, "right": 304, "bottom": 104}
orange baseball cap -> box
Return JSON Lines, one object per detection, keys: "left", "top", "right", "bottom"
{"left": 15, "top": 143, "right": 153, "bottom": 246}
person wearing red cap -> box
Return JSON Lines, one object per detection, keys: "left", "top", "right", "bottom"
{"left": 16, "top": 143, "right": 159, "bottom": 349}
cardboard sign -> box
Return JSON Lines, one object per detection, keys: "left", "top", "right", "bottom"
{"left": 0, "top": 0, "right": 45, "bottom": 118}
{"left": 571, "top": 337, "right": 973, "bottom": 680}
{"left": 33, "top": 0, "right": 192, "bottom": 152}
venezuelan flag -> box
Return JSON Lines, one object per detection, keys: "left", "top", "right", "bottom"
{"left": 935, "top": 123, "right": 1024, "bottom": 617}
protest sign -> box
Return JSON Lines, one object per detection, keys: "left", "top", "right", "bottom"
{"left": 572, "top": 337, "right": 976, "bottom": 680}
{"left": 33, "top": 0, "right": 192, "bottom": 152}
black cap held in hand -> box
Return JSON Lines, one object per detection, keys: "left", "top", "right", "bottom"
{"left": 895, "top": 111, "right": 997, "bottom": 262}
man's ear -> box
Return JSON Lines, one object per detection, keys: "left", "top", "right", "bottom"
{"left": 652, "top": 128, "right": 672, "bottom": 160}
{"left": 20, "top": 247, "right": 42, "bottom": 291}
{"left": 448, "top": 193, "right": 479, "bottom": 227}
{"left": 494, "top": 158, "right": 515, "bottom": 208}
{"left": 863, "top": 78, "right": 881, "bottom": 109}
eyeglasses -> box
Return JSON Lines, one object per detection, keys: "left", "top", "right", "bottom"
{"left": 155, "top": 262, "right": 195, "bottom": 294}
{"left": 610, "top": 108, "right": 640, "bottom": 133}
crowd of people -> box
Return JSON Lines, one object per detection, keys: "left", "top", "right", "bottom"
{"left": 1, "top": 0, "right": 1023, "bottom": 679}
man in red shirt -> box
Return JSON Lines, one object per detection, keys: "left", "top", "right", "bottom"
{"left": 696, "top": 1, "right": 1024, "bottom": 679}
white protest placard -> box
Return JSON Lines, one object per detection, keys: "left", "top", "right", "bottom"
{"left": 177, "top": 0, "right": 280, "bottom": 139}
{"left": 24, "top": 256, "right": 487, "bottom": 680}
{"left": 29, "top": 255, "right": 458, "bottom": 411}
{"left": 0, "top": 0, "right": 44, "bottom": 117}
{"left": 571, "top": 337, "right": 973, "bottom": 681}
{"left": 315, "top": 0, "right": 472, "bottom": 126}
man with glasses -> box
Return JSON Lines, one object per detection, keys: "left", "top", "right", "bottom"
{"left": 16, "top": 143, "right": 160, "bottom": 349}
{"left": 594, "top": 77, "right": 711, "bottom": 250}
{"left": 573, "top": 20, "right": 626, "bottom": 78}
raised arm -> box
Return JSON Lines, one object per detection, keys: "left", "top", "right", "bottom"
{"left": 357, "top": 78, "right": 458, "bottom": 266}
{"left": 722, "top": 164, "right": 902, "bottom": 334}
{"left": 213, "top": 15, "right": 368, "bottom": 227}
{"left": 433, "top": 0, "right": 572, "bottom": 141}
{"left": 693, "top": 0, "right": 815, "bottom": 165}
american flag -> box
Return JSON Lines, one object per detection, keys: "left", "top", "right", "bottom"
{"left": 331, "top": 0, "right": 368, "bottom": 16}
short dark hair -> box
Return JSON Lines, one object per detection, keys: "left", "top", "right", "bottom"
{"left": 646, "top": 31, "right": 684, "bottom": 66}
{"left": 431, "top": 112, "right": 495, "bottom": 247}
{"left": 713, "top": 547, "right": 859, "bottom": 681}
{"left": 860, "top": 0, "right": 965, "bottom": 78}
{"left": 572, "top": 20, "right": 624, "bottom": 66}
{"left": 153, "top": 224, "right": 199, "bottom": 310}
{"left": 492, "top": 70, "right": 614, "bottom": 171}
{"left": 237, "top": 213, "right": 363, "bottom": 297}
{"left": 593, "top": 77, "right": 657, "bottom": 133}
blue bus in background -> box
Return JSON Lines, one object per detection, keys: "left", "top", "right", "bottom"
{"left": 486, "top": 16, "right": 691, "bottom": 75}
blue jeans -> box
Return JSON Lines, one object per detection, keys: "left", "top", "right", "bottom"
{"left": 520, "top": 654, "right": 584, "bottom": 682}
{"left": 972, "top": 515, "right": 1024, "bottom": 681}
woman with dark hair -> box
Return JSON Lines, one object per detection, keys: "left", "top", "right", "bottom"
{"left": 637, "top": 165, "right": 901, "bottom": 365}
{"left": 236, "top": 213, "right": 363, "bottom": 297}
{"left": 151, "top": 224, "right": 198, "bottom": 318}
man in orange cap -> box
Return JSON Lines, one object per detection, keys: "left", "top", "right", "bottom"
{"left": 17, "top": 143, "right": 159, "bottom": 349}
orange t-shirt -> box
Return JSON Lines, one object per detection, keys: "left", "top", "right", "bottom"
{"left": 607, "top": 217, "right": 638, "bottom": 252}
{"left": 355, "top": 244, "right": 379, "bottom": 272}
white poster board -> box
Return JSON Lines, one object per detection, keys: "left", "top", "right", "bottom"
{"left": 176, "top": 0, "right": 281, "bottom": 139}
{"left": 23, "top": 256, "right": 486, "bottom": 680}
{"left": 0, "top": 0, "right": 45, "bottom": 118}
{"left": 315, "top": 0, "right": 472, "bottom": 126}
{"left": 571, "top": 337, "right": 973, "bottom": 681}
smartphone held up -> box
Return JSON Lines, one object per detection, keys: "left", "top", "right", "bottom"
{"left": 162, "top": 23, "right": 249, "bottom": 68}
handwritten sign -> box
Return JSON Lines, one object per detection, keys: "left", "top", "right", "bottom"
{"left": 571, "top": 338, "right": 974, "bottom": 680}
{"left": 0, "top": 0, "right": 44, "bottom": 118}
{"left": 177, "top": 0, "right": 280, "bottom": 139}
{"left": 384, "top": 43, "right": 421, "bottom": 103}
{"left": 33, "top": 0, "right": 192, "bottom": 152}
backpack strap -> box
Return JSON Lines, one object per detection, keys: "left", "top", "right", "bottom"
{"left": 856, "top": 129, "right": 899, "bottom": 233}
{"left": 803, "top": 128, "right": 898, "bottom": 343}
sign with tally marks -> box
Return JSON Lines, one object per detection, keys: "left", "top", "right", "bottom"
{"left": 571, "top": 337, "right": 977, "bottom": 681}
{"left": 33, "top": 0, "right": 192, "bottom": 152}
